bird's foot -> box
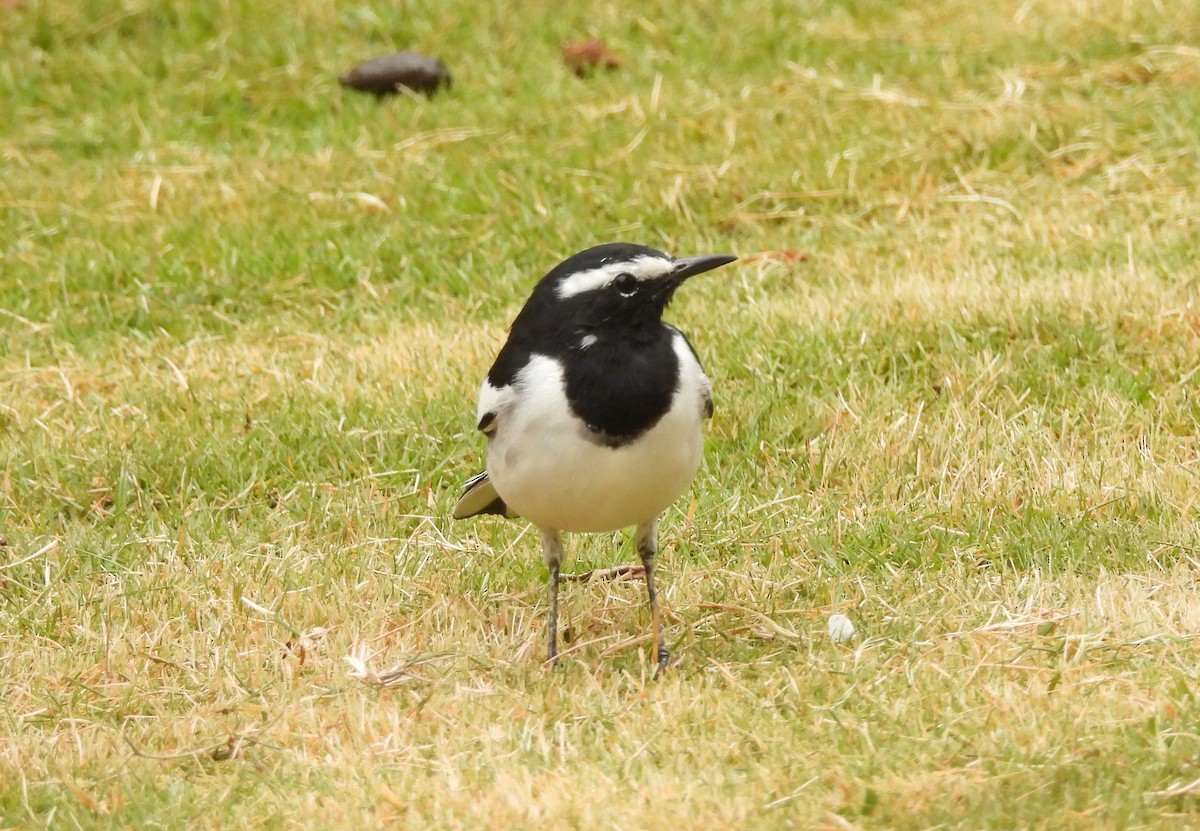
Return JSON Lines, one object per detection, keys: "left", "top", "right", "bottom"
{"left": 654, "top": 644, "right": 670, "bottom": 676}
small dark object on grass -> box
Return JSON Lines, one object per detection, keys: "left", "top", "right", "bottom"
{"left": 338, "top": 51, "right": 451, "bottom": 98}
{"left": 562, "top": 40, "right": 622, "bottom": 77}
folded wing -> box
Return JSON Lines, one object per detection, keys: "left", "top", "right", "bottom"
{"left": 452, "top": 470, "right": 518, "bottom": 520}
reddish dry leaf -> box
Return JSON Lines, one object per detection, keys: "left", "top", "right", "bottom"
{"left": 562, "top": 40, "right": 622, "bottom": 77}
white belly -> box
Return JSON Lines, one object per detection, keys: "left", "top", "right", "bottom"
{"left": 486, "top": 342, "right": 708, "bottom": 533}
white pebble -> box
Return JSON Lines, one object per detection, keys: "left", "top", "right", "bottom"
{"left": 827, "top": 614, "right": 856, "bottom": 643}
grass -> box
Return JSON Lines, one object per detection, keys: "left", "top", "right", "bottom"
{"left": 4, "top": 0, "right": 1200, "bottom": 826}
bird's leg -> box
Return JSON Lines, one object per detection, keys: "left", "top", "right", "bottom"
{"left": 541, "top": 529, "right": 564, "bottom": 667}
{"left": 635, "top": 519, "right": 669, "bottom": 673}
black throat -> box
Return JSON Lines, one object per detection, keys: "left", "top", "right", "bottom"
{"left": 562, "top": 326, "right": 680, "bottom": 446}
{"left": 486, "top": 318, "right": 681, "bottom": 447}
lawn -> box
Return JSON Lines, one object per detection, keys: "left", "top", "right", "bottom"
{"left": 4, "top": 0, "right": 1200, "bottom": 827}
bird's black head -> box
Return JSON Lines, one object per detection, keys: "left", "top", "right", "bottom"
{"left": 522, "top": 242, "right": 737, "bottom": 338}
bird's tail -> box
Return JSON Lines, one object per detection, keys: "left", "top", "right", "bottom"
{"left": 452, "top": 471, "right": 517, "bottom": 520}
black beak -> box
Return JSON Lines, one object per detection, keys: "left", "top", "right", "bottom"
{"left": 672, "top": 253, "right": 738, "bottom": 282}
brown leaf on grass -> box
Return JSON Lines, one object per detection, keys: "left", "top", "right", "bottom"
{"left": 338, "top": 51, "right": 452, "bottom": 98}
{"left": 562, "top": 40, "right": 622, "bottom": 77}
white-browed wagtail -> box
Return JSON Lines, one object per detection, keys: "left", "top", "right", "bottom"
{"left": 453, "top": 242, "right": 737, "bottom": 671}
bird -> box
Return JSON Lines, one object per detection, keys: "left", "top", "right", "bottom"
{"left": 452, "top": 242, "right": 737, "bottom": 672}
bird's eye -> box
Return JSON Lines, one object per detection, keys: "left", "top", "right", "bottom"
{"left": 613, "top": 273, "right": 637, "bottom": 297}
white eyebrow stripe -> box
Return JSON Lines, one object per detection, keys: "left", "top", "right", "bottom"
{"left": 554, "top": 255, "right": 675, "bottom": 299}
